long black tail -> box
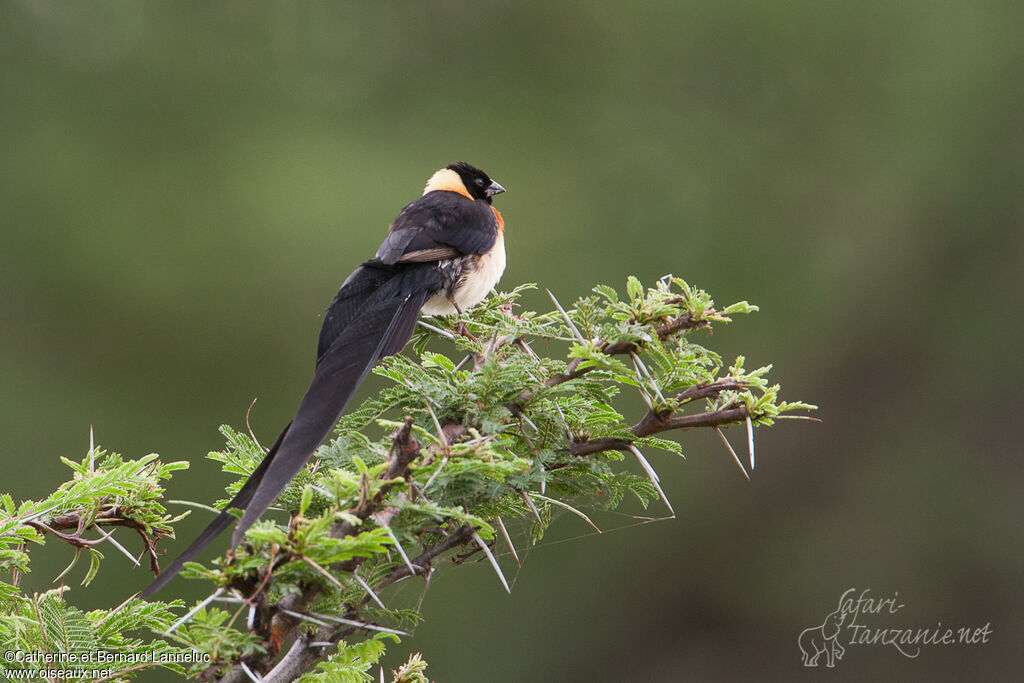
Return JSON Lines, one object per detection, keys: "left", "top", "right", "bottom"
{"left": 140, "top": 262, "right": 439, "bottom": 597}
{"left": 138, "top": 424, "right": 290, "bottom": 598}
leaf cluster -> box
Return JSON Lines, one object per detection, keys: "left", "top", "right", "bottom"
{"left": 0, "top": 447, "right": 197, "bottom": 680}
{"left": 159, "top": 276, "right": 813, "bottom": 680}
{"left": 0, "top": 275, "right": 814, "bottom": 682}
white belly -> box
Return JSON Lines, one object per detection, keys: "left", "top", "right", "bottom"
{"left": 421, "top": 232, "right": 506, "bottom": 316}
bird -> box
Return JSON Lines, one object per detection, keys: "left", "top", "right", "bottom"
{"left": 140, "top": 162, "right": 506, "bottom": 597}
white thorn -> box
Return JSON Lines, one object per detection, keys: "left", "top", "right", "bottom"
{"left": 19, "top": 503, "right": 61, "bottom": 525}
{"left": 416, "top": 319, "right": 457, "bottom": 340}
{"left": 628, "top": 445, "right": 674, "bottom": 516}
{"left": 715, "top": 427, "right": 750, "bottom": 481}
{"left": 384, "top": 527, "right": 418, "bottom": 576}
{"left": 352, "top": 570, "right": 387, "bottom": 610}
{"left": 636, "top": 385, "right": 654, "bottom": 410}
{"left": 166, "top": 588, "right": 224, "bottom": 634}
{"left": 280, "top": 608, "right": 330, "bottom": 627}
{"left": 520, "top": 490, "right": 543, "bottom": 524}
{"left": 309, "top": 484, "right": 335, "bottom": 500}
{"left": 746, "top": 414, "right": 755, "bottom": 470}
{"left": 551, "top": 399, "right": 573, "bottom": 474}
{"left": 424, "top": 401, "right": 448, "bottom": 448}
{"left": 547, "top": 289, "right": 586, "bottom": 343}
{"left": 95, "top": 591, "right": 139, "bottom": 628}
{"left": 89, "top": 425, "right": 95, "bottom": 473}
{"left": 519, "top": 411, "right": 539, "bottom": 433}
{"left": 530, "top": 492, "right": 601, "bottom": 533}
{"left": 517, "top": 338, "right": 541, "bottom": 361}
{"left": 422, "top": 456, "right": 449, "bottom": 493}
{"left": 208, "top": 595, "right": 246, "bottom": 604}
{"left": 631, "top": 352, "right": 665, "bottom": 404}
{"left": 94, "top": 527, "right": 140, "bottom": 567}
{"left": 472, "top": 530, "right": 511, "bottom": 594}
{"left": 240, "top": 661, "right": 263, "bottom": 683}
{"left": 495, "top": 516, "right": 520, "bottom": 567}
{"left": 310, "top": 611, "right": 410, "bottom": 636}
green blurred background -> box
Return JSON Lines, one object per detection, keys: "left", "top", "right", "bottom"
{"left": 2, "top": 1, "right": 1021, "bottom": 680}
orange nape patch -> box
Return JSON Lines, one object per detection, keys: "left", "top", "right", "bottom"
{"left": 422, "top": 168, "right": 472, "bottom": 199}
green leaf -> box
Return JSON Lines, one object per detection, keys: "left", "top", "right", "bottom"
{"left": 626, "top": 275, "right": 644, "bottom": 303}
{"left": 299, "top": 485, "right": 314, "bottom": 517}
{"left": 81, "top": 548, "right": 102, "bottom": 586}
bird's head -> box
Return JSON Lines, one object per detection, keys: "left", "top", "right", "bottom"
{"left": 423, "top": 161, "right": 506, "bottom": 203}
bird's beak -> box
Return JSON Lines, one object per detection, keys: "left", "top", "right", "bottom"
{"left": 485, "top": 180, "right": 506, "bottom": 198}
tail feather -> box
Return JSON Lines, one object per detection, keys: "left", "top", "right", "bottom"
{"left": 231, "top": 287, "right": 428, "bottom": 546}
{"left": 138, "top": 423, "right": 290, "bottom": 598}
{"left": 140, "top": 264, "right": 438, "bottom": 597}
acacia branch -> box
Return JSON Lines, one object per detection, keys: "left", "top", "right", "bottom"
{"left": 600, "top": 311, "right": 708, "bottom": 355}
{"left": 200, "top": 286, "right": 794, "bottom": 682}
{"left": 569, "top": 405, "right": 750, "bottom": 457}
{"left": 217, "top": 525, "right": 477, "bottom": 683}
{"left": 214, "top": 420, "right": 476, "bottom": 682}
{"left": 515, "top": 310, "right": 713, "bottom": 404}
{"left": 27, "top": 506, "right": 164, "bottom": 572}
{"left": 216, "top": 312, "right": 744, "bottom": 678}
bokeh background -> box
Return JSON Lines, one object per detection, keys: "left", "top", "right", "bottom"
{"left": 2, "top": 1, "right": 1021, "bottom": 680}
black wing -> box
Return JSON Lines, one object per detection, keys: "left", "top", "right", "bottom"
{"left": 318, "top": 191, "right": 497, "bottom": 362}
{"left": 376, "top": 191, "right": 498, "bottom": 265}
{"left": 317, "top": 261, "right": 401, "bottom": 364}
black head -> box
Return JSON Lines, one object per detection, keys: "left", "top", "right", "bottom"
{"left": 447, "top": 161, "right": 506, "bottom": 203}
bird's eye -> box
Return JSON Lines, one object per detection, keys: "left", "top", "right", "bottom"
{"left": 475, "top": 177, "right": 486, "bottom": 186}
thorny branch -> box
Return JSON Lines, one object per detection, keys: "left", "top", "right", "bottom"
{"left": 515, "top": 310, "right": 709, "bottom": 404}
{"left": 214, "top": 418, "right": 477, "bottom": 682}
{"left": 27, "top": 505, "right": 163, "bottom": 573}
{"left": 209, "top": 307, "right": 762, "bottom": 681}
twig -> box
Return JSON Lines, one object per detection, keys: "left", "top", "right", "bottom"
{"left": 569, "top": 405, "right": 750, "bottom": 456}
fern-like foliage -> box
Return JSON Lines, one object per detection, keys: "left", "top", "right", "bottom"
{"left": 160, "top": 276, "right": 813, "bottom": 680}
{"left": 0, "top": 276, "right": 813, "bottom": 682}
{"left": 0, "top": 448, "right": 198, "bottom": 680}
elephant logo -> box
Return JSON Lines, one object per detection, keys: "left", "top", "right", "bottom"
{"left": 798, "top": 608, "right": 846, "bottom": 667}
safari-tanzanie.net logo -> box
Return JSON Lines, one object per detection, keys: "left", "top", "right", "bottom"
{"left": 798, "top": 588, "right": 992, "bottom": 668}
